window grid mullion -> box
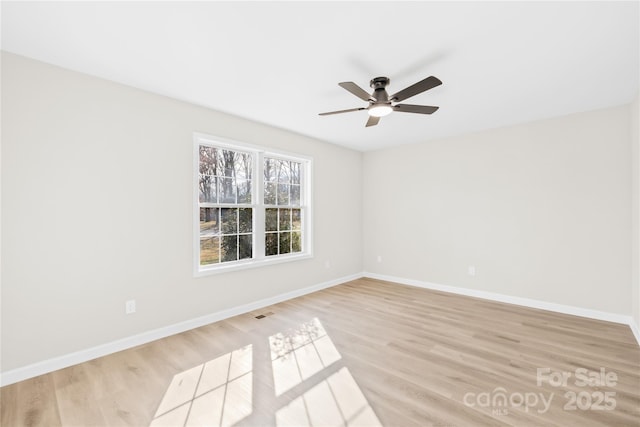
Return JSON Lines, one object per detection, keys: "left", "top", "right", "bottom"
{"left": 254, "top": 152, "right": 265, "bottom": 260}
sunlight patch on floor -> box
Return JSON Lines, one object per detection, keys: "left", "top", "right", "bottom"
{"left": 150, "top": 344, "right": 253, "bottom": 427}
{"left": 275, "top": 367, "right": 382, "bottom": 426}
{"left": 271, "top": 318, "right": 381, "bottom": 426}
{"left": 269, "top": 318, "right": 341, "bottom": 396}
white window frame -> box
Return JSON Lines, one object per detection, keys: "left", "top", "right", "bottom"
{"left": 193, "top": 132, "right": 313, "bottom": 276}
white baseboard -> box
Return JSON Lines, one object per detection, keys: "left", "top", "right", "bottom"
{"left": 362, "top": 272, "right": 640, "bottom": 346}
{"left": 0, "top": 273, "right": 361, "bottom": 387}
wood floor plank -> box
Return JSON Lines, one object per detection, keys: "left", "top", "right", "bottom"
{"left": 1, "top": 278, "right": 639, "bottom": 426}
{"left": 51, "top": 363, "right": 107, "bottom": 426}
{"left": 1, "top": 374, "right": 61, "bottom": 427}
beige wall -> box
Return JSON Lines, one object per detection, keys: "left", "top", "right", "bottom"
{"left": 363, "top": 105, "right": 632, "bottom": 315}
{"left": 632, "top": 93, "right": 639, "bottom": 329}
{"left": 0, "top": 52, "right": 363, "bottom": 371}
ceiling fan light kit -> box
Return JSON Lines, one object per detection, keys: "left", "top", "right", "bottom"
{"left": 320, "top": 75, "right": 442, "bottom": 127}
{"left": 368, "top": 104, "right": 393, "bottom": 117}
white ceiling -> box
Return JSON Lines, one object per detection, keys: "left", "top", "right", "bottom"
{"left": 2, "top": 1, "right": 639, "bottom": 151}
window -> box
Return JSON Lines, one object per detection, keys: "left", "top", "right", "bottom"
{"left": 195, "top": 133, "right": 312, "bottom": 275}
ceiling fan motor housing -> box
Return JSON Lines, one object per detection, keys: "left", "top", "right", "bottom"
{"left": 370, "top": 77, "right": 390, "bottom": 102}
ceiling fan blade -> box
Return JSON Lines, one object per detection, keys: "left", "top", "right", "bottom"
{"left": 389, "top": 76, "right": 442, "bottom": 102}
{"left": 319, "top": 107, "right": 366, "bottom": 116}
{"left": 365, "top": 115, "right": 380, "bottom": 127}
{"left": 339, "top": 82, "right": 374, "bottom": 102}
{"left": 393, "top": 104, "right": 439, "bottom": 114}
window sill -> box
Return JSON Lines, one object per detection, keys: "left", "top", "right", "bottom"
{"left": 195, "top": 252, "right": 313, "bottom": 277}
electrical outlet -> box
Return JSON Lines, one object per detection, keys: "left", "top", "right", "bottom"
{"left": 125, "top": 299, "right": 136, "bottom": 314}
{"left": 468, "top": 265, "right": 476, "bottom": 277}
{"left": 377, "top": 255, "right": 382, "bottom": 263}
{"left": 324, "top": 260, "right": 331, "bottom": 269}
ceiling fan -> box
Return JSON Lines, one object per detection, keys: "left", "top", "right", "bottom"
{"left": 319, "top": 75, "right": 442, "bottom": 127}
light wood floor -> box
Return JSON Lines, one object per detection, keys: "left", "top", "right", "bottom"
{"left": 2, "top": 278, "right": 639, "bottom": 426}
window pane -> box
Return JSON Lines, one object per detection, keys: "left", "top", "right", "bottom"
{"left": 221, "top": 150, "right": 236, "bottom": 177}
{"left": 279, "top": 232, "right": 291, "bottom": 254}
{"left": 234, "top": 153, "right": 252, "bottom": 180}
{"left": 200, "top": 237, "right": 220, "bottom": 265}
{"left": 237, "top": 180, "right": 252, "bottom": 204}
{"left": 292, "top": 231, "right": 301, "bottom": 253}
{"left": 200, "top": 208, "right": 219, "bottom": 235}
{"left": 266, "top": 208, "right": 278, "bottom": 232}
{"left": 264, "top": 158, "right": 277, "bottom": 182}
{"left": 291, "top": 162, "right": 300, "bottom": 185}
{"left": 199, "top": 175, "right": 217, "bottom": 203}
{"left": 264, "top": 182, "right": 276, "bottom": 205}
{"left": 290, "top": 184, "right": 300, "bottom": 206}
{"left": 239, "top": 208, "right": 252, "bottom": 233}
{"left": 199, "top": 145, "right": 218, "bottom": 176}
{"left": 279, "top": 208, "right": 291, "bottom": 231}
{"left": 291, "top": 209, "right": 301, "bottom": 230}
{"left": 220, "top": 177, "right": 236, "bottom": 203}
{"left": 265, "top": 233, "right": 278, "bottom": 256}
{"left": 273, "top": 160, "right": 282, "bottom": 182}
{"left": 221, "top": 208, "right": 238, "bottom": 234}
{"left": 221, "top": 235, "right": 238, "bottom": 262}
{"left": 239, "top": 235, "right": 252, "bottom": 260}
{"left": 278, "top": 160, "right": 291, "bottom": 182}
{"left": 277, "top": 184, "right": 290, "bottom": 205}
